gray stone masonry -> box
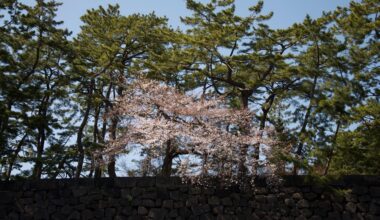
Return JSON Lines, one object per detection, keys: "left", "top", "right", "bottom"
{"left": 0, "top": 176, "right": 379, "bottom": 219}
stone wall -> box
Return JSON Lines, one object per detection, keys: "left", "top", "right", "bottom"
{"left": 0, "top": 176, "right": 379, "bottom": 220}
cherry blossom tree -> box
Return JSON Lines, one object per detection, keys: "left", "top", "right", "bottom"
{"left": 105, "top": 79, "right": 281, "bottom": 185}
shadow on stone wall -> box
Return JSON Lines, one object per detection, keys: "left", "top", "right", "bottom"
{"left": 0, "top": 176, "right": 379, "bottom": 220}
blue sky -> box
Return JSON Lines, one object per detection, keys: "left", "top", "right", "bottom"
{"left": 35, "top": 0, "right": 353, "bottom": 35}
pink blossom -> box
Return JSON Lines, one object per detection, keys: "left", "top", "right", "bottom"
{"left": 106, "top": 79, "right": 281, "bottom": 186}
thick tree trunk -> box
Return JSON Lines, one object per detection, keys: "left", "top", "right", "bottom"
{"left": 94, "top": 165, "right": 102, "bottom": 178}
{"left": 161, "top": 140, "right": 174, "bottom": 177}
{"left": 260, "top": 94, "right": 276, "bottom": 130}
{"left": 240, "top": 90, "right": 251, "bottom": 110}
{"left": 107, "top": 159, "right": 116, "bottom": 178}
{"left": 238, "top": 89, "right": 253, "bottom": 178}
{"left": 108, "top": 117, "right": 118, "bottom": 178}
{"left": 32, "top": 127, "right": 46, "bottom": 179}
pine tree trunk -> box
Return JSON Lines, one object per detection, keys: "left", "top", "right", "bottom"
{"left": 33, "top": 128, "right": 46, "bottom": 179}
{"left": 294, "top": 41, "right": 321, "bottom": 175}
{"left": 5, "top": 134, "right": 27, "bottom": 180}
{"left": 75, "top": 80, "right": 94, "bottom": 178}
{"left": 161, "top": 140, "right": 174, "bottom": 177}
{"left": 324, "top": 121, "right": 341, "bottom": 175}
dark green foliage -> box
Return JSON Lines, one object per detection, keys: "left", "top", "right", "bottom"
{"left": 0, "top": 0, "right": 73, "bottom": 179}
{"left": 0, "top": 0, "right": 378, "bottom": 179}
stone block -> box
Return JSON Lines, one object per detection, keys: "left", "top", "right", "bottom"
{"left": 0, "top": 191, "right": 14, "bottom": 204}
{"left": 345, "top": 193, "right": 358, "bottom": 202}
{"left": 162, "top": 200, "right": 173, "bottom": 208}
{"left": 178, "top": 207, "right": 192, "bottom": 218}
{"left": 61, "top": 205, "right": 73, "bottom": 215}
{"left": 285, "top": 198, "right": 295, "bottom": 207}
{"left": 168, "top": 209, "right": 178, "bottom": 218}
{"left": 200, "top": 213, "right": 215, "bottom": 220}
{"left": 203, "top": 188, "right": 215, "bottom": 195}
{"left": 174, "top": 201, "right": 184, "bottom": 208}
{"left": 156, "top": 187, "right": 170, "bottom": 200}
{"left": 190, "top": 187, "right": 201, "bottom": 195}
{"left": 369, "top": 202, "right": 380, "bottom": 215}
{"left": 224, "top": 206, "right": 235, "bottom": 215}
{"left": 304, "top": 192, "right": 318, "bottom": 200}
{"left": 79, "top": 194, "right": 102, "bottom": 204}
{"left": 309, "top": 216, "right": 322, "bottom": 220}
{"left": 141, "top": 199, "right": 155, "bottom": 207}
{"left": 137, "top": 206, "right": 148, "bottom": 215}
{"left": 313, "top": 201, "right": 329, "bottom": 215}
{"left": 67, "top": 211, "right": 80, "bottom": 220}
{"left": 357, "top": 202, "right": 369, "bottom": 212}
{"left": 300, "top": 209, "right": 312, "bottom": 218}
{"left": 115, "top": 215, "right": 128, "bottom": 220}
{"left": 126, "top": 215, "right": 142, "bottom": 220}
{"left": 148, "top": 208, "right": 167, "bottom": 220}
{"left": 191, "top": 204, "right": 210, "bottom": 216}
{"left": 72, "top": 187, "right": 88, "bottom": 197}
{"left": 292, "top": 193, "right": 303, "bottom": 200}
{"left": 105, "top": 208, "right": 116, "bottom": 218}
{"left": 131, "top": 187, "right": 143, "bottom": 197}
{"left": 208, "top": 196, "right": 220, "bottom": 206}
{"left": 327, "top": 211, "right": 341, "bottom": 220}
{"left": 82, "top": 209, "right": 94, "bottom": 220}
{"left": 136, "top": 178, "right": 155, "bottom": 187}
{"left": 213, "top": 206, "right": 223, "bottom": 215}
{"left": 140, "top": 192, "right": 157, "bottom": 199}
{"left": 296, "top": 199, "right": 309, "bottom": 208}
{"left": 345, "top": 202, "right": 357, "bottom": 213}
{"left": 255, "top": 195, "right": 266, "bottom": 203}
{"left": 370, "top": 187, "right": 380, "bottom": 197}
{"left": 115, "top": 178, "right": 136, "bottom": 188}
{"left": 186, "top": 197, "right": 198, "bottom": 207}
{"left": 221, "top": 197, "right": 233, "bottom": 206}
{"left": 254, "top": 187, "right": 268, "bottom": 195}
{"left": 121, "top": 206, "right": 133, "bottom": 216}
{"left": 352, "top": 186, "right": 368, "bottom": 195}
{"left": 359, "top": 195, "right": 371, "bottom": 202}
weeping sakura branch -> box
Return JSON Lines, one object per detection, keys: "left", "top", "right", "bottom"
{"left": 105, "top": 79, "right": 280, "bottom": 185}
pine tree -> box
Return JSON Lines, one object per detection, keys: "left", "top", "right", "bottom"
{"left": 327, "top": 0, "right": 380, "bottom": 174}
{"left": 0, "top": 0, "right": 72, "bottom": 179}
{"left": 176, "top": 0, "right": 298, "bottom": 174}
{"left": 71, "top": 4, "right": 172, "bottom": 178}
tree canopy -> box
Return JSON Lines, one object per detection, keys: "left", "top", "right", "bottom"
{"left": 0, "top": 0, "right": 379, "bottom": 180}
